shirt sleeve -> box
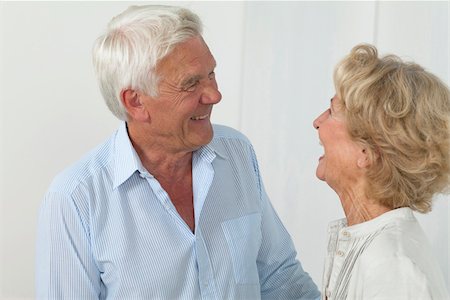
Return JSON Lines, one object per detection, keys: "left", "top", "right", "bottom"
{"left": 249, "top": 146, "right": 320, "bottom": 300}
{"left": 36, "top": 189, "right": 101, "bottom": 299}
{"left": 360, "top": 256, "right": 433, "bottom": 300}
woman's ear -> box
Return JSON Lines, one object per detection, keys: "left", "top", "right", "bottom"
{"left": 357, "top": 148, "right": 371, "bottom": 168}
{"left": 120, "top": 89, "right": 150, "bottom": 122}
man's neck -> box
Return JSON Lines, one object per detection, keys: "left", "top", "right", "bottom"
{"left": 126, "top": 122, "right": 194, "bottom": 181}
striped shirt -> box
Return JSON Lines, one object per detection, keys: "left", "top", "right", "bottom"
{"left": 36, "top": 122, "right": 320, "bottom": 300}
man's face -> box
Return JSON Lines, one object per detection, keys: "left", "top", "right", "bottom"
{"left": 140, "top": 36, "right": 222, "bottom": 153}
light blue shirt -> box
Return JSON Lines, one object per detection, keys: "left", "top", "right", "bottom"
{"left": 36, "top": 122, "right": 320, "bottom": 299}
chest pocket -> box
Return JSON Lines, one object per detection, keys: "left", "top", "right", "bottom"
{"left": 221, "top": 213, "right": 262, "bottom": 285}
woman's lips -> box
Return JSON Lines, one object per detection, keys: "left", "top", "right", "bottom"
{"left": 190, "top": 114, "right": 209, "bottom": 120}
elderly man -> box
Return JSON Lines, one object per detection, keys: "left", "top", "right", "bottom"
{"left": 36, "top": 5, "right": 319, "bottom": 299}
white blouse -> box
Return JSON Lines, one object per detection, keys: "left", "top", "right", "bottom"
{"left": 322, "top": 207, "right": 449, "bottom": 299}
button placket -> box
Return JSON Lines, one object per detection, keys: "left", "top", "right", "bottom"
{"left": 335, "top": 229, "right": 351, "bottom": 259}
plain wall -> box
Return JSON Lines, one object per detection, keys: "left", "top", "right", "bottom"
{"left": 1, "top": 1, "right": 448, "bottom": 299}
{"left": 239, "top": 0, "right": 449, "bottom": 290}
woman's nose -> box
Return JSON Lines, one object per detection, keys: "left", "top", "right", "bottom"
{"left": 313, "top": 110, "right": 327, "bottom": 129}
{"left": 313, "top": 117, "right": 319, "bottom": 129}
{"left": 313, "top": 112, "right": 325, "bottom": 129}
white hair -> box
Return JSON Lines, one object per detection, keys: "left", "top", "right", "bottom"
{"left": 92, "top": 5, "right": 203, "bottom": 120}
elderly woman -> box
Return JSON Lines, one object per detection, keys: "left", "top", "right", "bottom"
{"left": 314, "top": 44, "right": 450, "bottom": 299}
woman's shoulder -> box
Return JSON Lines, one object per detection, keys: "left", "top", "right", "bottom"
{"left": 352, "top": 218, "right": 448, "bottom": 299}
{"left": 358, "top": 213, "right": 433, "bottom": 270}
{"left": 349, "top": 208, "right": 430, "bottom": 264}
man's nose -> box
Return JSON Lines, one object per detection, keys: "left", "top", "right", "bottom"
{"left": 200, "top": 82, "right": 222, "bottom": 104}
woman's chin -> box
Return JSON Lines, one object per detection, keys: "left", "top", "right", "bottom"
{"left": 316, "top": 170, "right": 326, "bottom": 181}
{"left": 316, "top": 157, "right": 326, "bottom": 181}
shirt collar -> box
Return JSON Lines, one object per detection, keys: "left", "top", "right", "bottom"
{"left": 344, "top": 207, "right": 414, "bottom": 236}
{"left": 112, "top": 122, "right": 147, "bottom": 189}
{"left": 328, "top": 207, "right": 415, "bottom": 238}
{"left": 112, "top": 122, "right": 226, "bottom": 189}
{"left": 194, "top": 130, "right": 229, "bottom": 162}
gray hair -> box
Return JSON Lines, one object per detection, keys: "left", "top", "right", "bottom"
{"left": 92, "top": 5, "right": 203, "bottom": 120}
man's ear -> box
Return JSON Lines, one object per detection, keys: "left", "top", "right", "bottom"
{"left": 120, "top": 89, "right": 150, "bottom": 122}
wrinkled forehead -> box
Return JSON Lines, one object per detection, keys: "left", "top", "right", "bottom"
{"left": 156, "top": 36, "right": 216, "bottom": 80}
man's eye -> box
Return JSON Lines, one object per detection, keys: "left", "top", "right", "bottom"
{"left": 183, "top": 81, "right": 199, "bottom": 92}
{"left": 208, "top": 72, "right": 215, "bottom": 80}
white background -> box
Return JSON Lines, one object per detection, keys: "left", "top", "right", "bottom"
{"left": 0, "top": 1, "right": 448, "bottom": 299}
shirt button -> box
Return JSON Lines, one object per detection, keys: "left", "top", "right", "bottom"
{"left": 342, "top": 231, "right": 350, "bottom": 238}
{"left": 336, "top": 250, "right": 345, "bottom": 257}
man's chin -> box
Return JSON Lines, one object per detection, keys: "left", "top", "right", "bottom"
{"left": 188, "top": 130, "right": 214, "bottom": 150}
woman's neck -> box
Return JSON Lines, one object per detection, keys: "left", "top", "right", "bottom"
{"left": 335, "top": 183, "right": 392, "bottom": 226}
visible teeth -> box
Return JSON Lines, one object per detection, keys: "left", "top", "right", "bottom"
{"left": 191, "top": 114, "right": 208, "bottom": 120}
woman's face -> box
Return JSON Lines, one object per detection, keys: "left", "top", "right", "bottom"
{"left": 313, "top": 95, "right": 366, "bottom": 190}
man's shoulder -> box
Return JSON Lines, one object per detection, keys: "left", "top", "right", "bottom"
{"left": 48, "top": 132, "right": 116, "bottom": 195}
{"left": 212, "top": 124, "right": 252, "bottom": 146}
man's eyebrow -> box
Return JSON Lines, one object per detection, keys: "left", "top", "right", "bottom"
{"left": 180, "top": 62, "right": 217, "bottom": 87}
{"left": 181, "top": 74, "right": 201, "bottom": 87}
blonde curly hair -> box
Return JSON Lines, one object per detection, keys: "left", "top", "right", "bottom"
{"left": 334, "top": 44, "right": 450, "bottom": 213}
